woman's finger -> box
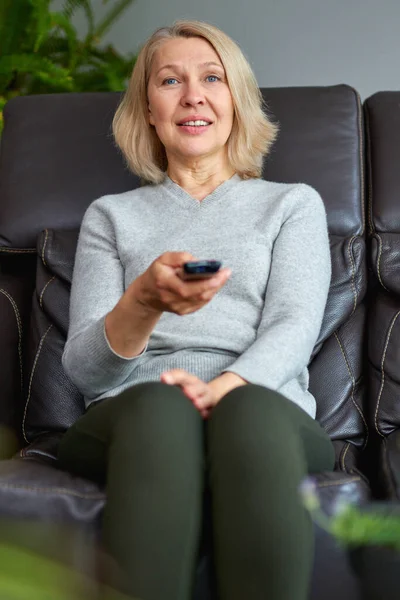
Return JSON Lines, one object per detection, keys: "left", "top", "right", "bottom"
{"left": 161, "top": 369, "right": 197, "bottom": 386}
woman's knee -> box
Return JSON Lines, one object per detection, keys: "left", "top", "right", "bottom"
{"left": 211, "top": 384, "right": 294, "bottom": 435}
{"left": 104, "top": 382, "right": 203, "bottom": 456}
{"left": 208, "top": 384, "right": 333, "bottom": 473}
{"left": 103, "top": 381, "right": 197, "bottom": 425}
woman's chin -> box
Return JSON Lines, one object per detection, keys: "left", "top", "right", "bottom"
{"left": 173, "top": 143, "right": 223, "bottom": 161}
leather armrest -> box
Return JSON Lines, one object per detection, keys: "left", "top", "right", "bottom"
{"left": 19, "top": 432, "right": 64, "bottom": 463}
{"left": 313, "top": 470, "right": 370, "bottom": 516}
{"left": 0, "top": 456, "right": 104, "bottom": 525}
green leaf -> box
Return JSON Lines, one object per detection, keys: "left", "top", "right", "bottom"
{"left": 93, "top": 0, "right": 136, "bottom": 41}
{"left": 0, "top": 54, "right": 73, "bottom": 94}
{"left": 332, "top": 506, "right": 400, "bottom": 551}
{"left": 31, "top": 0, "right": 52, "bottom": 52}
{"left": 36, "top": 34, "right": 70, "bottom": 58}
{"left": 63, "top": 0, "right": 94, "bottom": 39}
{"left": 48, "top": 11, "right": 79, "bottom": 68}
{"left": 0, "top": 0, "right": 36, "bottom": 56}
{"left": 0, "top": 541, "right": 135, "bottom": 599}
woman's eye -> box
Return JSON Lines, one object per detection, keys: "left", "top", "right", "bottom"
{"left": 163, "top": 78, "right": 178, "bottom": 85}
{"left": 206, "top": 75, "right": 220, "bottom": 83}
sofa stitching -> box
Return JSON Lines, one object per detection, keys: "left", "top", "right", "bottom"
{"left": 0, "top": 289, "right": 23, "bottom": 396}
{"left": 22, "top": 324, "right": 53, "bottom": 444}
{"left": 364, "top": 102, "right": 374, "bottom": 235}
{"left": 376, "top": 233, "right": 389, "bottom": 292}
{"left": 39, "top": 276, "right": 56, "bottom": 309}
{"left": 355, "top": 91, "right": 365, "bottom": 236}
{"left": 340, "top": 442, "right": 351, "bottom": 472}
{"left": 0, "top": 248, "right": 36, "bottom": 254}
{"left": 316, "top": 477, "right": 361, "bottom": 488}
{"left": 24, "top": 450, "right": 57, "bottom": 461}
{"left": 334, "top": 331, "right": 369, "bottom": 449}
{"left": 374, "top": 310, "right": 400, "bottom": 438}
{"left": 0, "top": 483, "right": 104, "bottom": 499}
{"left": 41, "top": 229, "right": 49, "bottom": 267}
{"left": 348, "top": 236, "right": 357, "bottom": 315}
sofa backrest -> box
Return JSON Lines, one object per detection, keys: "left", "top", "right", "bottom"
{"left": 0, "top": 87, "right": 369, "bottom": 467}
{"left": 365, "top": 92, "right": 400, "bottom": 438}
{"left": 0, "top": 92, "right": 138, "bottom": 443}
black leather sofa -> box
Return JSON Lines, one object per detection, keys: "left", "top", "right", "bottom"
{"left": 365, "top": 92, "right": 400, "bottom": 499}
{"left": 0, "top": 85, "right": 384, "bottom": 599}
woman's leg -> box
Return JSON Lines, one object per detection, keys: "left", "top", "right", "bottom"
{"left": 58, "top": 382, "right": 205, "bottom": 600}
{"left": 207, "top": 384, "right": 335, "bottom": 600}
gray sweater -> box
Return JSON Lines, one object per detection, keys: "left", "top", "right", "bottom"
{"left": 62, "top": 174, "right": 331, "bottom": 418}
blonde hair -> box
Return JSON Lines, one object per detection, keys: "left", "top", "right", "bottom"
{"left": 113, "top": 20, "right": 279, "bottom": 183}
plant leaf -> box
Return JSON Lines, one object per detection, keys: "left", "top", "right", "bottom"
{"left": 48, "top": 11, "right": 79, "bottom": 68}
{"left": 37, "top": 34, "right": 70, "bottom": 58}
{"left": 0, "top": 54, "right": 73, "bottom": 94}
{"left": 62, "top": 0, "right": 95, "bottom": 39}
{"left": 93, "top": 0, "right": 136, "bottom": 41}
{"left": 31, "top": 0, "right": 52, "bottom": 52}
{"left": 0, "top": 0, "right": 36, "bottom": 56}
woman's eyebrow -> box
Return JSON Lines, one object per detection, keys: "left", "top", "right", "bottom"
{"left": 156, "top": 61, "right": 224, "bottom": 76}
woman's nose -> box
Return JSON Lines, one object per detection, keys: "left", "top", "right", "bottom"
{"left": 180, "top": 80, "right": 205, "bottom": 106}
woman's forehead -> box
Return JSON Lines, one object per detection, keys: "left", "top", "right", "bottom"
{"left": 151, "top": 38, "right": 222, "bottom": 72}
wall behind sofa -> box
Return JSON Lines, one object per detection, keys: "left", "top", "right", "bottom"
{"left": 68, "top": 0, "right": 400, "bottom": 100}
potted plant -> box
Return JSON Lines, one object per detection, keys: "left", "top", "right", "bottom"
{"left": 300, "top": 477, "right": 400, "bottom": 600}
{"left": 0, "top": 0, "right": 137, "bottom": 133}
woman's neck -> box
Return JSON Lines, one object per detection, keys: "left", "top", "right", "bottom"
{"left": 166, "top": 166, "right": 236, "bottom": 201}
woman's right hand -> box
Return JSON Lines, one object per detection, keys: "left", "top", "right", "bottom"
{"left": 131, "top": 252, "right": 232, "bottom": 316}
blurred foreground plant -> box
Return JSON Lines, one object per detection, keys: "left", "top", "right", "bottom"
{"left": 0, "top": 0, "right": 137, "bottom": 132}
{"left": 0, "top": 541, "right": 136, "bottom": 600}
{"left": 300, "top": 477, "right": 400, "bottom": 551}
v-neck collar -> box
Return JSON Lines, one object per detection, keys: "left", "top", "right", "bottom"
{"left": 161, "top": 173, "right": 242, "bottom": 209}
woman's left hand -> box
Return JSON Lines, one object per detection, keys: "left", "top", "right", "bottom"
{"left": 161, "top": 369, "right": 218, "bottom": 419}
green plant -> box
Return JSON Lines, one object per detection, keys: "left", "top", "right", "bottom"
{"left": 0, "top": 541, "right": 134, "bottom": 599}
{"left": 0, "top": 0, "right": 137, "bottom": 132}
{"left": 300, "top": 477, "right": 400, "bottom": 550}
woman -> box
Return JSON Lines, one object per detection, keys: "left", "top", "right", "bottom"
{"left": 59, "top": 19, "right": 335, "bottom": 600}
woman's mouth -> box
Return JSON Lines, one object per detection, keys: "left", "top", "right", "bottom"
{"left": 178, "top": 120, "right": 212, "bottom": 135}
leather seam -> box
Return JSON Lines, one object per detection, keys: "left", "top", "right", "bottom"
{"left": 0, "top": 288, "right": 23, "bottom": 396}
{"left": 334, "top": 331, "right": 369, "bottom": 449}
{"left": 348, "top": 236, "right": 358, "bottom": 314}
{"left": 355, "top": 90, "right": 365, "bottom": 236}
{"left": 41, "top": 229, "right": 49, "bottom": 267}
{"left": 22, "top": 324, "right": 53, "bottom": 444}
{"left": 340, "top": 441, "right": 351, "bottom": 472}
{"left": 374, "top": 310, "right": 400, "bottom": 438}
{"left": 364, "top": 102, "right": 374, "bottom": 235}
{"left": 376, "top": 233, "right": 389, "bottom": 292}
{"left": 39, "top": 276, "right": 56, "bottom": 309}
{"left": 0, "top": 248, "right": 36, "bottom": 254}
{"left": 0, "top": 483, "right": 104, "bottom": 499}
{"left": 316, "top": 477, "right": 361, "bottom": 488}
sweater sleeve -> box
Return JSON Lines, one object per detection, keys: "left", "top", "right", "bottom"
{"left": 62, "top": 198, "right": 146, "bottom": 399}
{"left": 221, "top": 185, "right": 331, "bottom": 390}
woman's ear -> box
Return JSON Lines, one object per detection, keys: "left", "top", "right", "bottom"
{"left": 148, "top": 105, "right": 155, "bottom": 126}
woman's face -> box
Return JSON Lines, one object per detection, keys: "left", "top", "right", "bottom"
{"left": 147, "top": 37, "right": 235, "bottom": 166}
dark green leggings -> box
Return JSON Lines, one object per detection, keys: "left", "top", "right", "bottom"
{"left": 58, "top": 382, "right": 334, "bottom": 600}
